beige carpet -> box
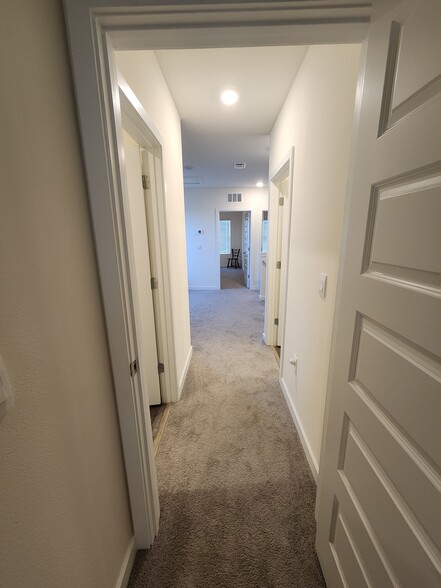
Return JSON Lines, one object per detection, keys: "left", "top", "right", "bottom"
{"left": 128, "top": 289, "right": 326, "bottom": 587}
{"left": 220, "top": 267, "right": 245, "bottom": 289}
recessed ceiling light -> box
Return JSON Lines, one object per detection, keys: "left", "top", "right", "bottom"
{"left": 256, "top": 181, "right": 264, "bottom": 188}
{"left": 221, "top": 89, "right": 239, "bottom": 106}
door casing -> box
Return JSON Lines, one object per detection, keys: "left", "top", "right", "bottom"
{"left": 120, "top": 77, "right": 179, "bottom": 407}
{"left": 264, "top": 148, "right": 295, "bottom": 350}
{"left": 63, "top": 0, "right": 371, "bottom": 551}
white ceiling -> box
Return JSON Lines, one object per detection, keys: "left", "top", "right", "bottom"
{"left": 155, "top": 46, "right": 308, "bottom": 188}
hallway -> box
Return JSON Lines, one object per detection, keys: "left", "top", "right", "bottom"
{"left": 128, "top": 289, "right": 325, "bottom": 587}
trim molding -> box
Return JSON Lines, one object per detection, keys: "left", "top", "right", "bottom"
{"left": 178, "top": 346, "right": 193, "bottom": 399}
{"left": 115, "top": 537, "right": 136, "bottom": 588}
{"left": 279, "top": 376, "right": 319, "bottom": 481}
{"left": 189, "top": 286, "right": 220, "bottom": 291}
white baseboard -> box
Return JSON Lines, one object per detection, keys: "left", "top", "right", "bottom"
{"left": 279, "top": 376, "right": 319, "bottom": 481}
{"left": 115, "top": 537, "right": 136, "bottom": 588}
{"left": 259, "top": 294, "right": 265, "bottom": 301}
{"left": 188, "top": 287, "right": 219, "bottom": 291}
{"left": 178, "top": 346, "right": 193, "bottom": 399}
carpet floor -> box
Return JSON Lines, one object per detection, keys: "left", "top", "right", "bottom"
{"left": 128, "top": 289, "right": 326, "bottom": 588}
{"left": 220, "top": 267, "right": 246, "bottom": 289}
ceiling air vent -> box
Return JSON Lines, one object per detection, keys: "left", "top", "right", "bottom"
{"left": 184, "top": 176, "right": 203, "bottom": 186}
{"left": 233, "top": 163, "right": 246, "bottom": 169}
{"left": 227, "top": 192, "right": 242, "bottom": 203}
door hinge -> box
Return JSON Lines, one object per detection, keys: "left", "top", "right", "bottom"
{"left": 274, "top": 318, "right": 279, "bottom": 326}
{"left": 129, "top": 359, "right": 138, "bottom": 377}
{"left": 151, "top": 277, "right": 158, "bottom": 290}
{"left": 276, "top": 261, "right": 281, "bottom": 269}
{"left": 158, "top": 362, "right": 165, "bottom": 374}
{"left": 279, "top": 197, "right": 284, "bottom": 206}
{"left": 142, "top": 174, "right": 151, "bottom": 189}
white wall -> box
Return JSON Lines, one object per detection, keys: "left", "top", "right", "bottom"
{"left": 270, "top": 44, "right": 361, "bottom": 475}
{"left": 0, "top": 1, "right": 133, "bottom": 586}
{"left": 185, "top": 188, "right": 268, "bottom": 290}
{"left": 219, "top": 211, "right": 242, "bottom": 267}
{"left": 116, "top": 51, "right": 192, "bottom": 392}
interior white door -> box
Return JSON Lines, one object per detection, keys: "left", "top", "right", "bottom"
{"left": 275, "top": 178, "right": 289, "bottom": 347}
{"left": 141, "top": 149, "right": 168, "bottom": 398}
{"left": 243, "top": 212, "right": 250, "bottom": 288}
{"left": 316, "top": 1, "right": 441, "bottom": 587}
{"left": 124, "top": 143, "right": 161, "bottom": 406}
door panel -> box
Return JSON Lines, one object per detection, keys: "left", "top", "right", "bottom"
{"left": 141, "top": 149, "right": 167, "bottom": 398}
{"left": 391, "top": 1, "right": 441, "bottom": 108}
{"left": 316, "top": 1, "right": 441, "bottom": 586}
{"left": 124, "top": 144, "right": 161, "bottom": 406}
{"left": 276, "top": 177, "right": 289, "bottom": 348}
{"left": 384, "top": 0, "right": 441, "bottom": 129}
{"left": 243, "top": 212, "right": 250, "bottom": 288}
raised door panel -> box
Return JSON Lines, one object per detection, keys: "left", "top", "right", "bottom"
{"left": 316, "top": 1, "right": 441, "bottom": 586}
{"left": 380, "top": 0, "right": 441, "bottom": 132}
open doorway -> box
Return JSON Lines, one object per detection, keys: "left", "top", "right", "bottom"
{"left": 122, "top": 130, "right": 162, "bottom": 407}
{"left": 219, "top": 210, "right": 251, "bottom": 289}
{"left": 64, "top": 0, "right": 366, "bottom": 557}
{"left": 264, "top": 148, "right": 294, "bottom": 361}
{"left": 122, "top": 129, "right": 171, "bottom": 451}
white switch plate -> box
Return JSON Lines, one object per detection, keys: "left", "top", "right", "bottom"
{"left": 0, "top": 355, "right": 13, "bottom": 421}
{"left": 319, "top": 273, "right": 327, "bottom": 299}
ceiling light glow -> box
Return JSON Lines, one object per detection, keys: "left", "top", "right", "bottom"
{"left": 256, "top": 181, "right": 264, "bottom": 188}
{"left": 221, "top": 89, "right": 239, "bottom": 106}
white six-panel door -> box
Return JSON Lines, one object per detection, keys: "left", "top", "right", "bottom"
{"left": 316, "top": 0, "right": 441, "bottom": 586}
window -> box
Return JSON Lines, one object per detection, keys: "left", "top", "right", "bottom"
{"left": 219, "top": 220, "right": 231, "bottom": 254}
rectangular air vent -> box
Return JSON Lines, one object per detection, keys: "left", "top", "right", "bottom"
{"left": 184, "top": 176, "right": 203, "bottom": 186}
{"left": 227, "top": 193, "right": 242, "bottom": 203}
{"left": 233, "top": 163, "right": 246, "bottom": 169}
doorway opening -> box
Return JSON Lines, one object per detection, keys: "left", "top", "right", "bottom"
{"left": 64, "top": 0, "right": 368, "bottom": 555}
{"left": 219, "top": 210, "right": 252, "bottom": 290}
{"left": 264, "top": 148, "right": 295, "bottom": 369}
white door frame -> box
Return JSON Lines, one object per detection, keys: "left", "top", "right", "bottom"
{"left": 264, "top": 147, "right": 295, "bottom": 353}
{"left": 119, "top": 75, "right": 179, "bottom": 405}
{"left": 62, "top": 0, "right": 370, "bottom": 551}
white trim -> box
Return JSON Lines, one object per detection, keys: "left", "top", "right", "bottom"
{"left": 189, "top": 287, "right": 220, "bottom": 291}
{"left": 264, "top": 147, "right": 295, "bottom": 350}
{"left": 119, "top": 80, "right": 179, "bottom": 405}
{"left": 114, "top": 537, "right": 136, "bottom": 588}
{"left": 61, "top": 19, "right": 160, "bottom": 548}
{"left": 279, "top": 376, "right": 319, "bottom": 481}
{"left": 178, "top": 346, "right": 193, "bottom": 399}
{"left": 119, "top": 73, "right": 163, "bottom": 149}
